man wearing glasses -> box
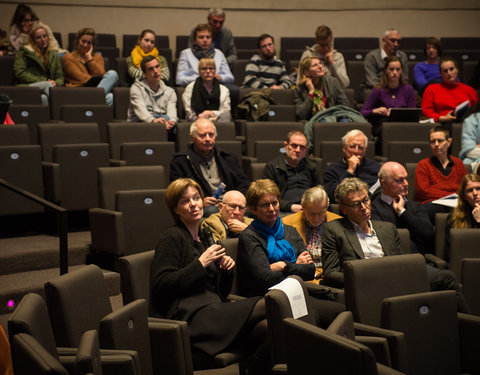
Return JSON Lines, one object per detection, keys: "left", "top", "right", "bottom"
{"left": 201, "top": 190, "right": 252, "bottom": 242}
{"left": 322, "top": 177, "right": 401, "bottom": 288}
{"left": 324, "top": 129, "right": 381, "bottom": 202}
{"left": 322, "top": 177, "right": 468, "bottom": 313}
{"left": 364, "top": 28, "right": 409, "bottom": 89}
{"left": 242, "top": 34, "right": 292, "bottom": 90}
{"left": 263, "top": 131, "right": 319, "bottom": 213}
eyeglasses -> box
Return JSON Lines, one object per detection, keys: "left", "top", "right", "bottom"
{"left": 344, "top": 196, "right": 370, "bottom": 209}
{"left": 223, "top": 202, "right": 246, "bottom": 211}
{"left": 288, "top": 143, "right": 307, "bottom": 151}
{"left": 346, "top": 144, "right": 366, "bottom": 151}
{"left": 429, "top": 139, "right": 447, "bottom": 144}
{"left": 200, "top": 67, "right": 215, "bottom": 71}
{"left": 387, "top": 38, "right": 402, "bottom": 44}
{"left": 257, "top": 200, "right": 279, "bottom": 209}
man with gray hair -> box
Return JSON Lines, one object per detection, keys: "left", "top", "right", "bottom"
{"left": 324, "top": 129, "right": 381, "bottom": 202}
{"left": 282, "top": 185, "right": 341, "bottom": 279}
{"left": 363, "top": 28, "right": 409, "bottom": 88}
{"left": 371, "top": 161, "right": 434, "bottom": 254}
{"left": 321, "top": 177, "right": 468, "bottom": 314}
{"left": 188, "top": 8, "right": 237, "bottom": 65}
{"left": 170, "top": 118, "right": 249, "bottom": 214}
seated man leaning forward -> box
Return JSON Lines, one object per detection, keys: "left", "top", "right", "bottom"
{"left": 322, "top": 177, "right": 469, "bottom": 312}
{"left": 282, "top": 185, "right": 341, "bottom": 280}
{"left": 242, "top": 33, "right": 292, "bottom": 90}
{"left": 201, "top": 190, "right": 252, "bottom": 242}
{"left": 127, "top": 55, "right": 177, "bottom": 141}
{"left": 170, "top": 118, "right": 250, "bottom": 216}
{"left": 238, "top": 179, "right": 344, "bottom": 327}
{"left": 262, "top": 130, "right": 318, "bottom": 213}
{"left": 324, "top": 129, "right": 381, "bottom": 202}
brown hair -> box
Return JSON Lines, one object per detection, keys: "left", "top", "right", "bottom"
{"left": 285, "top": 130, "right": 307, "bottom": 144}
{"left": 73, "top": 27, "right": 96, "bottom": 55}
{"left": 377, "top": 56, "right": 406, "bottom": 89}
{"left": 315, "top": 25, "right": 332, "bottom": 41}
{"left": 193, "top": 24, "right": 213, "bottom": 39}
{"left": 246, "top": 179, "right": 280, "bottom": 209}
{"left": 450, "top": 174, "right": 480, "bottom": 228}
{"left": 424, "top": 37, "right": 442, "bottom": 57}
{"left": 334, "top": 178, "right": 368, "bottom": 205}
{"left": 165, "top": 178, "right": 204, "bottom": 221}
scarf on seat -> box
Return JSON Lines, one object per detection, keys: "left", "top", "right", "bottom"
{"left": 131, "top": 44, "right": 159, "bottom": 68}
{"left": 250, "top": 217, "right": 297, "bottom": 263}
{"left": 191, "top": 77, "right": 221, "bottom": 115}
{"left": 191, "top": 43, "right": 215, "bottom": 60}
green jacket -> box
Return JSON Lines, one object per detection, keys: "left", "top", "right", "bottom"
{"left": 14, "top": 46, "right": 64, "bottom": 87}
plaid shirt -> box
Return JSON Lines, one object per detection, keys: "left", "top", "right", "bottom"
{"left": 305, "top": 219, "right": 324, "bottom": 267}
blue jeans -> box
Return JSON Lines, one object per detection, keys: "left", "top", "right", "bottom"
{"left": 154, "top": 114, "right": 177, "bottom": 142}
{"left": 29, "top": 81, "right": 54, "bottom": 105}
{"left": 98, "top": 70, "right": 118, "bottom": 105}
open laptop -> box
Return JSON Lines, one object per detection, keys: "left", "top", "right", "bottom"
{"left": 388, "top": 108, "right": 423, "bottom": 122}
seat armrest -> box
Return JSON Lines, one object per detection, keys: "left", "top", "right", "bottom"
{"left": 89, "top": 208, "right": 125, "bottom": 255}
{"left": 356, "top": 335, "right": 390, "bottom": 367}
{"left": 148, "top": 317, "right": 194, "bottom": 375}
{"left": 458, "top": 312, "right": 480, "bottom": 374}
{"left": 306, "top": 283, "right": 344, "bottom": 303}
{"left": 109, "top": 158, "right": 127, "bottom": 166}
{"left": 425, "top": 254, "right": 448, "bottom": 269}
{"left": 353, "top": 322, "right": 408, "bottom": 373}
{"left": 42, "top": 161, "right": 62, "bottom": 203}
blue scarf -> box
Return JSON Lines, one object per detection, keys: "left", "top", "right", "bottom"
{"left": 251, "top": 217, "right": 297, "bottom": 263}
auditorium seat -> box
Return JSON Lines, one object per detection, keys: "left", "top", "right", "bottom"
{"left": 0, "top": 56, "right": 15, "bottom": 85}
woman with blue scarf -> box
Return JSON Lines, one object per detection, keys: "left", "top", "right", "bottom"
{"left": 238, "top": 179, "right": 344, "bottom": 327}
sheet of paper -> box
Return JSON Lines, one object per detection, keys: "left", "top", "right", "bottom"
{"left": 269, "top": 277, "right": 308, "bottom": 319}
{"left": 432, "top": 197, "right": 458, "bottom": 208}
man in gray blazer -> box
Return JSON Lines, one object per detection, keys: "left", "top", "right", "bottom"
{"left": 321, "top": 177, "right": 469, "bottom": 312}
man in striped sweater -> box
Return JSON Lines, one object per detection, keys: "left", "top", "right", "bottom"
{"left": 242, "top": 34, "right": 292, "bottom": 90}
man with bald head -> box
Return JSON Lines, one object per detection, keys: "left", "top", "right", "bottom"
{"left": 364, "top": 28, "right": 409, "bottom": 88}
{"left": 201, "top": 190, "right": 253, "bottom": 242}
{"left": 371, "top": 161, "right": 434, "bottom": 254}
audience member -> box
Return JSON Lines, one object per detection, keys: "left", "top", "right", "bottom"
{"left": 294, "top": 56, "right": 349, "bottom": 121}
{"left": 262, "top": 130, "right": 318, "bottom": 213}
{"left": 298, "top": 25, "right": 349, "bottom": 88}
{"left": 361, "top": 56, "right": 416, "bottom": 137}
{"left": 413, "top": 37, "right": 442, "bottom": 94}
{"left": 460, "top": 102, "right": 480, "bottom": 172}
{"left": 364, "top": 28, "right": 408, "bottom": 89}
{"left": 177, "top": 24, "right": 233, "bottom": 87}
{"left": 372, "top": 162, "right": 434, "bottom": 253}
{"left": 422, "top": 56, "right": 478, "bottom": 123}
{"left": 449, "top": 173, "right": 480, "bottom": 229}
{"left": 416, "top": 125, "right": 467, "bottom": 223}
{"left": 127, "top": 29, "right": 170, "bottom": 84}
{"left": 237, "top": 179, "right": 344, "bottom": 327}
{"left": 282, "top": 185, "right": 341, "bottom": 279}
{"left": 150, "top": 178, "right": 270, "bottom": 374}
{"left": 13, "top": 25, "right": 63, "bottom": 105}
{"left": 0, "top": 28, "right": 10, "bottom": 56}
{"left": 322, "top": 177, "right": 469, "bottom": 313}
{"left": 324, "top": 129, "right": 381, "bottom": 202}
{"left": 127, "top": 55, "right": 177, "bottom": 140}
{"left": 62, "top": 27, "right": 118, "bottom": 105}
{"left": 170, "top": 119, "right": 249, "bottom": 215}
{"left": 182, "top": 57, "right": 232, "bottom": 122}
{"left": 201, "top": 190, "right": 252, "bottom": 242}
{"left": 188, "top": 8, "right": 237, "bottom": 66}
{"left": 242, "top": 33, "right": 292, "bottom": 90}
{"left": 8, "top": 3, "right": 65, "bottom": 54}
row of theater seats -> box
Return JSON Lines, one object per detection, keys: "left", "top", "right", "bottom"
{"left": 1, "top": 34, "right": 479, "bottom": 102}
{"left": 7, "top": 241, "right": 480, "bottom": 374}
